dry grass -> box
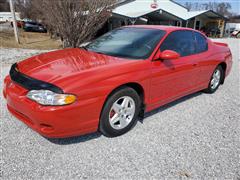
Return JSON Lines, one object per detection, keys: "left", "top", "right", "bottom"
{"left": 0, "top": 29, "right": 62, "bottom": 50}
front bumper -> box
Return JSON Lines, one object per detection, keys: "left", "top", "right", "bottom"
{"left": 3, "top": 76, "right": 103, "bottom": 138}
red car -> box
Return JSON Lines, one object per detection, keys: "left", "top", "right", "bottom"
{"left": 11, "top": 21, "right": 24, "bottom": 28}
{"left": 3, "top": 26, "right": 232, "bottom": 138}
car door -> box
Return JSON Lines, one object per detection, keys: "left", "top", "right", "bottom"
{"left": 150, "top": 30, "right": 200, "bottom": 106}
{"left": 192, "top": 31, "right": 212, "bottom": 86}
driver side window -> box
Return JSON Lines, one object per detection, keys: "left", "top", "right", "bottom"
{"left": 160, "top": 30, "right": 196, "bottom": 57}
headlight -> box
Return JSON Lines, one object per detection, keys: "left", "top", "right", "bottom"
{"left": 27, "top": 90, "right": 76, "bottom": 106}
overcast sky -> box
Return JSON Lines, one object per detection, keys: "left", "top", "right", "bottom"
{"left": 176, "top": 0, "right": 240, "bottom": 14}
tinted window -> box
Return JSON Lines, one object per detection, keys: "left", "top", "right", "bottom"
{"left": 87, "top": 27, "right": 166, "bottom": 59}
{"left": 194, "top": 32, "right": 208, "bottom": 53}
{"left": 28, "top": 22, "right": 38, "bottom": 25}
{"left": 160, "top": 30, "right": 195, "bottom": 57}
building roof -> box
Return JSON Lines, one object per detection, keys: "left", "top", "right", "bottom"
{"left": 113, "top": 0, "right": 226, "bottom": 21}
{"left": 113, "top": 0, "right": 188, "bottom": 19}
{"left": 181, "top": 10, "right": 228, "bottom": 20}
{"left": 180, "top": 10, "right": 208, "bottom": 20}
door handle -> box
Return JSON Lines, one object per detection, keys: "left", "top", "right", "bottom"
{"left": 192, "top": 63, "right": 198, "bottom": 67}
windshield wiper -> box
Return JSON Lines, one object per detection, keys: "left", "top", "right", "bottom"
{"left": 94, "top": 51, "right": 107, "bottom": 55}
{"left": 87, "top": 50, "right": 107, "bottom": 55}
{"left": 78, "top": 46, "right": 88, "bottom": 51}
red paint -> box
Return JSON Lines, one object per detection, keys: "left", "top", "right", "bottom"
{"left": 151, "top": 3, "right": 158, "bottom": 9}
{"left": 159, "top": 50, "right": 180, "bottom": 60}
{"left": 3, "top": 26, "right": 233, "bottom": 138}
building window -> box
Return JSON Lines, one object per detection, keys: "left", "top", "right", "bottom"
{"left": 195, "top": 21, "right": 201, "bottom": 30}
{"left": 175, "top": 21, "right": 181, "bottom": 27}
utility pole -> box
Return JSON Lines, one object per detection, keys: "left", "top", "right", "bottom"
{"left": 9, "top": 0, "right": 20, "bottom": 44}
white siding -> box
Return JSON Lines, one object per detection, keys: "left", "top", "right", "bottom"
{"left": 0, "top": 12, "right": 21, "bottom": 22}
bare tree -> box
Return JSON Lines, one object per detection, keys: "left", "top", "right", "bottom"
{"left": 184, "top": 2, "right": 192, "bottom": 11}
{"left": 0, "top": 0, "right": 10, "bottom": 11}
{"left": 15, "top": 0, "right": 40, "bottom": 19}
{"left": 216, "top": 3, "right": 232, "bottom": 17}
{"left": 16, "top": 0, "right": 116, "bottom": 47}
{"left": 184, "top": 2, "right": 233, "bottom": 17}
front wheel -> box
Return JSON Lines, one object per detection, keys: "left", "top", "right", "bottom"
{"left": 204, "top": 65, "right": 224, "bottom": 93}
{"left": 99, "top": 87, "right": 141, "bottom": 137}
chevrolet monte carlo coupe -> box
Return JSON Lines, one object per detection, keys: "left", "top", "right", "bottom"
{"left": 3, "top": 26, "right": 232, "bottom": 138}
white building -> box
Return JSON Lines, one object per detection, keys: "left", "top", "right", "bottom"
{"left": 226, "top": 23, "right": 240, "bottom": 31}
{"left": 99, "top": 0, "right": 227, "bottom": 37}
{"left": 0, "top": 12, "right": 21, "bottom": 22}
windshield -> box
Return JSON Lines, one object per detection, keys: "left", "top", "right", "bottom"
{"left": 86, "top": 27, "right": 166, "bottom": 59}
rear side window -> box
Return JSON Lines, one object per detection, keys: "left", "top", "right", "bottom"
{"left": 160, "top": 30, "right": 195, "bottom": 57}
{"left": 194, "top": 32, "right": 208, "bottom": 53}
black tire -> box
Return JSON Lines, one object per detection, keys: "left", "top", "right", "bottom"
{"left": 204, "top": 65, "right": 224, "bottom": 94}
{"left": 99, "top": 87, "right": 141, "bottom": 137}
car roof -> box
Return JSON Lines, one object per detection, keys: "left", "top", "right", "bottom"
{"left": 123, "top": 25, "right": 207, "bottom": 38}
{"left": 124, "top": 25, "right": 200, "bottom": 33}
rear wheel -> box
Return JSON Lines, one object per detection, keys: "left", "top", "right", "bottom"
{"left": 99, "top": 87, "right": 141, "bottom": 137}
{"left": 204, "top": 65, "right": 224, "bottom": 93}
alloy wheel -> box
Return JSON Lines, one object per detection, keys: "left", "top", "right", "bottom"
{"left": 109, "top": 96, "right": 136, "bottom": 130}
{"left": 210, "top": 69, "right": 221, "bottom": 90}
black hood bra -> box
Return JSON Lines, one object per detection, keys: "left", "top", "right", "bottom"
{"left": 9, "top": 63, "right": 64, "bottom": 94}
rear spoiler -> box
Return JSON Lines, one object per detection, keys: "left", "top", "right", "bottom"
{"left": 213, "top": 42, "right": 228, "bottom": 47}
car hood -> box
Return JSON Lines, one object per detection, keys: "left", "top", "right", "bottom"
{"left": 17, "top": 48, "right": 139, "bottom": 86}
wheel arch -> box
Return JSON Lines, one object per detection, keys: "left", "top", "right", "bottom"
{"left": 99, "top": 82, "right": 146, "bottom": 122}
{"left": 218, "top": 62, "right": 227, "bottom": 84}
{"left": 107, "top": 82, "right": 145, "bottom": 104}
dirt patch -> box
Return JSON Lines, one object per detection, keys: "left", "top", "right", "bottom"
{"left": 0, "top": 28, "right": 62, "bottom": 50}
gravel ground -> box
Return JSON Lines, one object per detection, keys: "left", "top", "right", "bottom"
{"left": 0, "top": 48, "right": 49, "bottom": 64}
{"left": 0, "top": 39, "right": 240, "bottom": 179}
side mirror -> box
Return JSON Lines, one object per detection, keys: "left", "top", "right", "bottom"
{"left": 159, "top": 50, "right": 180, "bottom": 60}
